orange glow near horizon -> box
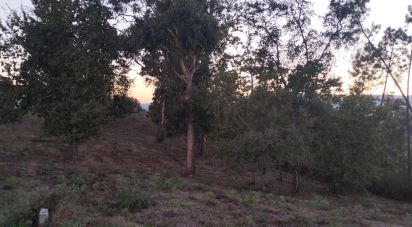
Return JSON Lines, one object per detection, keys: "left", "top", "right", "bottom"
{"left": 128, "top": 70, "right": 154, "bottom": 104}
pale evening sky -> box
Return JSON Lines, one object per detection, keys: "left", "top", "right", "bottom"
{"left": 1, "top": 0, "right": 411, "bottom": 103}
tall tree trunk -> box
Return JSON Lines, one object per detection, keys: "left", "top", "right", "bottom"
{"left": 156, "top": 98, "right": 165, "bottom": 142}
{"left": 261, "top": 167, "right": 267, "bottom": 191}
{"left": 407, "top": 48, "right": 412, "bottom": 181}
{"left": 380, "top": 73, "right": 389, "bottom": 108}
{"left": 184, "top": 69, "right": 195, "bottom": 175}
{"left": 278, "top": 161, "right": 283, "bottom": 182}
{"left": 195, "top": 131, "right": 207, "bottom": 156}
{"left": 186, "top": 115, "right": 195, "bottom": 174}
{"left": 292, "top": 162, "right": 301, "bottom": 193}
{"left": 380, "top": 47, "right": 394, "bottom": 108}
{"left": 70, "top": 141, "right": 79, "bottom": 160}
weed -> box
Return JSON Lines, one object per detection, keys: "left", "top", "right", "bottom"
{"left": 304, "top": 195, "right": 330, "bottom": 210}
{"left": 223, "top": 216, "right": 235, "bottom": 227}
{"left": 56, "top": 220, "right": 84, "bottom": 227}
{"left": 0, "top": 139, "right": 6, "bottom": 152}
{"left": 147, "top": 175, "right": 165, "bottom": 189}
{"left": 206, "top": 191, "right": 216, "bottom": 199}
{"left": 170, "top": 196, "right": 187, "bottom": 206}
{"left": 326, "top": 222, "right": 344, "bottom": 227}
{"left": 29, "top": 180, "right": 42, "bottom": 189}
{"left": 125, "top": 168, "right": 139, "bottom": 180}
{"left": 227, "top": 189, "right": 238, "bottom": 199}
{"left": 0, "top": 215, "right": 34, "bottom": 227}
{"left": 274, "top": 196, "right": 295, "bottom": 211}
{"left": 402, "top": 204, "right": 412, "bottom": 216}
{"left": 91, "top": 180, "right": 107, "bottom": 192}
{"left": 246, "top": 191, "right": 261, "bottom": 202}
{"left": 0, "top": 176, "right": 20, "bottom": 190}
{"left": 0, "top": 186, "right": 46, "bottom": 227}
{"left": 244, "top": 215, "right": 255, "bottom": 226}
{"left": 162, "top": 177, "right": 186, "bottom": 191}
{"left": 55, "top": 182, "right": 83, "bottom": 202}
{"left": 331, "top": 207, "right": 346, "bottom": 219}
{"left": 118, "top": 189, "right": 152, "bottom": 212}
{"left": 66, "top": 176, "right": 87, "bottom": 191}
{"left": 266, "top": 193, "right": 274, "bottom": 202}
{"left": 188, "top": 182, "right": 207, "bottom": 191}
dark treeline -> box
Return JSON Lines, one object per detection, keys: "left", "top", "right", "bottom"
{"left": 1, "top": 0, "right": 412, "bottom": 195}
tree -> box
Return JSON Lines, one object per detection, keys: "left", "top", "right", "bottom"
{"left": 214, "top": 0, "right": 370, "bottom": 192}
{"left": 127, "top": 0, "right": 221, "bottom": 174}
{"left": 1, "top": 0, "right": 129, "bottom": 156}
{"left": 0, "top": 11, "right": 28, "bottom": 123}
{"left": 351, "top": 17, "right": 412, "bottom": 180}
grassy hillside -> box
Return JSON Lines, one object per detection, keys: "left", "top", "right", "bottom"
{"left": 0, "top": 113, "right": 411, "bottom": 226}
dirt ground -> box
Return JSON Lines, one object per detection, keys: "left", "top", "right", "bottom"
{"left": 0, "top": 112, "right": 412, "bottom": 226}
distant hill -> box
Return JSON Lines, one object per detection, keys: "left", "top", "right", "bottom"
{"left": 141, "top": 103, "right": 151, "bottom": 111}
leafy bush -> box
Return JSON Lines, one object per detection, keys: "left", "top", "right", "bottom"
{"left": 368, "top": 174, "right": 412, "bottom": 202}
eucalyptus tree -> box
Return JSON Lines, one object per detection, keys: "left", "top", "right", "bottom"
{"left": 126, "top": 0, "right": 222, "bottom": 174}
{"left": 0, "top": 0, "right": 129, "bottom": 156}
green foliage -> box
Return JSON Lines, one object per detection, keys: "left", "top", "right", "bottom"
{"left": 111, "top": 95, "right": 141, "bottom": 117}
{"left": 369, "top": 174, "right": 412, "bottom": 201}
{"left": 0, "top": 180, "right": 47, "bottom": 227}
{"left": 303, "top": 195, "right": 330, "bottom": 211}
{"left": 149, "top": 82, "right": 187, "bottom": 137}
{"left": 162, "top": 177, "right": 187, "bottom": 191}
{"left": 215, "top": 88, "right": 312, "bottom": 181}
{"left": 0, "top": 76, "right": 25, "bottom": 123}
{"left": 0, "top": 176, "right": 20, "bottom": 190}
{"left": 274, "top": 196, "right": 295, "bottom": 211}
{"left": 208, "top": 0, "right": 372, "bottom": 192}
{"left": 1, "top": 0, "right": 130, "bottom": 146}
{"left": 350, "top": 27, "right": 411, "bottom": 94}
{"left": 118, "top": 189, "right": 152, "bottom": 211}
{"left": 206, "top": 191, "right": 216, "bottom": 199}
{"left": 245, "top": 191, "right": 261, "bottom": 202}
{"left": 0, "top": 216, "right": 34, "bottom": 227}
{"left": 0, "top": 139, "right": 6, "bottom": 153}
{"left": 377, "top": 97, "right": 408, "bottom": 174}
{"left": 313, "top": 95, "right": 382, "bottom": 192}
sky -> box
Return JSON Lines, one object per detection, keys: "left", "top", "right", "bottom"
{"left": 1, "top": 0, "right": 411, "bottom": 103}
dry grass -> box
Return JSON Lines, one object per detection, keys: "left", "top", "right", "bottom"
{"left": 0, "top": 113, "right": 411, "bottom": 226}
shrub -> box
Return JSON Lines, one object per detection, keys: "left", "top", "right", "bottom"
{"left": 368, "top": 174, "right": 412, "bottom": 202}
